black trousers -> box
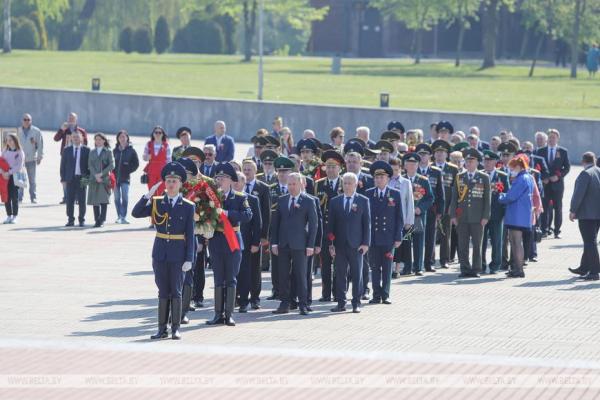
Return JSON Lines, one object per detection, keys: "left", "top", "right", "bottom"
{"left": 424, "top": 210, "right": 438, "bottom": 268}
{"left": 93, "top": 204, "right": 107, "bottom": 223}
{"left": 542, "top": 182, "right": 564, "bottom": 234}
{"left": 334, "top": 244, "right": 363, "bottom": 307}
{"left": 250, "top": 246, "right": 262, "bottom": 303}
{"left": 290, "top": 254, "right": 314, "bottom": 305}
{"left": 4, "top": 176, "right": 18, "bottom": 216}
{"left": 270, "top": 253, "right": 279, "bottom": 297}
{"left": 278, "top": 247, "right": 308, "bottom": 308}
{"left": 192, "top": 242, "right": 206, "bottom": 302}
{"left": 579, "top": 219, "right": 600, "bottom": 275}
{"left": 371, "top": 245, "right": 393, "bottom": 300}
{"left": 66, "top": 176, "right": 86, "bottom": 222}
{"left": 320, "top": 242, "right": 334, "bottom": 299}
{"left": 237, "top": 249, "right": 253, "bottom": 306}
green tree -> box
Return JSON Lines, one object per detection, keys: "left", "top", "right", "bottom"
{"left": 119, "top": 26, "right": 133, "bottom": 53}
{"left": 442, "top": 0, "right": 481, "bottom": 67}
{"left": 133, "top": 27, "right": 152, "bottom": 53}
{"left": 372, "top": 0, "right": 446, "bottom": 64}
{"left": 26, "top": 0, "right": 69, "bottom": 49}
{"left": 154, "top": 15, "right": 170, "bottom": 53}
{"left": 3, "top": 0, "right": 10, "bottom": 52}
{"left": 480, "top": 0, "right": 515, "bottom": 69}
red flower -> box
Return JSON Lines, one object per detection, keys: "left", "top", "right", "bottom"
{"left": 385, "top": 252, "right": 394, "bottom": 260}
{"left": 555, "top": 170, "right": 561, "bottom": 178}
{"left": 495, "top": 182, "right": 504, "bottom": 193}
{"left": 327, "top": 233, "right": 335, "bottom": 242}
{"left": 535, "top": 164, "right": 542, "bottom": 172}
{"left": 456, "top": 207, "right": 463, "bottom": 218}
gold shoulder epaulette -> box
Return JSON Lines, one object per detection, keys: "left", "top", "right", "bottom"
{"left": 182, "top": 198, "right": 194, "bottom": 205}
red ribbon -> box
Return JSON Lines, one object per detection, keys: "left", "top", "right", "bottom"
{"left": 205, "top": 185, "right": 240, "bottom": 252}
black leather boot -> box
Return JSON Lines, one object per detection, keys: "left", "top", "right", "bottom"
{"left": 181, "top": 285, "right": 192, "bottom": 324}
{"left": 224, "top": 287, "right": 236, "bottom": 326}
{"left": 171, "top": 298, "right": 182, "bottom": 340}
{"left": 206, "top": 287, "right": 224, "bottom": 325}
{"left": 150, "top": 298, "right": 169, "bottom": 340}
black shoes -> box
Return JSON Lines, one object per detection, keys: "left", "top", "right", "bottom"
{"left": 206, "top": 287, "right": 225, "bottom": 325}
{"left": 238, "top": 304, "right": 248, "bottom": 313}
{"left": 250, "top": 301, "right": 261, "bottom": 310}
{"left": 272, "top": 306, "right": 290, "bottom": 314}
{"left": 415, "top": 271, "right": 424, "bottom": 276}
{"left": 224, "top": 287, "right": 236, "bottom": 326}
{"left": 382, "top": 299, "right": 392, "bottom": 305}
{"left": 318, "top": 297, "right": 331, "bottom": 302}
{"left": 299, "top": 307, "right": 310, "bottom": 315}
{"left": 266, "top": 294, "right": 278, "bottom": 300}
{"left": 582, "top": 273, "right": 599, "bottom": 281}
{"left": 151, "top": 298, "right": 170, "bottom": 340}
{"left": 569, "top": 267, "right": 587, "bottom": 276}
{"left": 369, "top": 298, "right": 382, "bottom": 304}
{"left": 65, "top": 221, "right": 74, "bottom": 227}
{"left": 193, "top": 300, "right": 204, "bottom": 308}
{"left": 170, "top": 298, "right": 182, "bottom": 339}
{"left": 330, "top": 305, "right": 346, "bottom": 312}
{"left": 506, "top": 271, "right": 525, "bottom": 278}
{"left": 352, "top": 305, "right": 361, "bottom": 313}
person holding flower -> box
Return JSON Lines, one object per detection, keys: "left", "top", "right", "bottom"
{"left": 366, "top": 161, "right": 403, "bottom": 304}
{"left": 498, "top": 155, "right": 534, "bottom": 278}
{"left": 481, "top": 150, "right": 510, "bottom": 274}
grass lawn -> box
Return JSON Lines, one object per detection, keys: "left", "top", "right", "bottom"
{"left": 1, "top": 50, "right": 600, "bottom": 119}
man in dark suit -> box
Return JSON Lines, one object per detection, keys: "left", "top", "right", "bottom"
{"left": 60, "top": 130, "right": 90, "bottom": 227}
{"left": 204, "top": 120, "right": 235, "bottom": 162}
{"left": 367, "top": 161, "right": 403, "bottom": 304}
{"left": 234, "top": 172, "right": 263, "bottom": 312}
{"left": 469, "top": 126, "right": 490, "bottom": 151}
{"left": 327, "top": 172, "right": 371, "bottom": 313}
{"left": 569, "top": 152, "right": 600, "bottom": 281}
{"left": 200, "top": 144, "right": 217, "bottom": 177}
{"left": 537, "top": 129, "right": 570, "bottom": 238}
{"left": 242, "top": 159, "right": 271, "bottom": 309}
{"left": 270, "top": 172, "right": 318, "bottom": 315}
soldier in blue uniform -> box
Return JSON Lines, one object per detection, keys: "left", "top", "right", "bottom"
{"left": 206, "top": 163, "right": 252, "bottom": 327}
{"left": 401, "top": 153, "right": 434, "bottom": 276}
{"left": 366, "top": 161, "right": 403, "bottom": 304}
{"left": 416, "top": 143, "right": 445, "bottom": 272}
{"left": 131, "top": 162, "right": 195, "bottom": 340}
{"left": 314, "top": 150, "right": 345, "bottom": 302}
{"left": 481, "top": 150, "right": 510, "bottom": 274}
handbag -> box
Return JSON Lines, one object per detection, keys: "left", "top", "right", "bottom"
{"left": 13, "top": 169, "right": 28, "bottom": 189}
{"left": 140, "top": 173, "right": 148, "bottom": 184}
{"left": 534, "top": 226, "right": 543, "bottom": 243}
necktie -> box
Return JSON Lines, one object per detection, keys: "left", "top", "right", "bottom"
{"left": 289, "top": 197, "right": 295, "bottom": 214}
{"left": 550, "top": 148, "right": 555, "bottom": 163}
{"left": 282, "top": 186, "right": 287, "bottom": 194}
{"left": 345, "top": 197, "right": 351, "bottom": 214}
{"left": 329, "top": 180, "right": 333, "bottom": 190}
{"left": 245, "top": 183, "right": 251, "bottom": 194}
{"left": 469, "top": 173, "right": 473, "bottom": 181}
{"left": 74, "top": 147, "right": 79, "bottom": 174}
{"left": 206, "top": 165, "right": 211, "bottom": 175}
{"left": 379, "top": 190, "right": 383, "bottom": 200}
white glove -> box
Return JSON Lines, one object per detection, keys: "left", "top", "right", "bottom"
{"left": 145, "top": 181, "right": 162, "bottom": 199}
{"left": 182, "top": 261, "right": 192, "bottom": 272}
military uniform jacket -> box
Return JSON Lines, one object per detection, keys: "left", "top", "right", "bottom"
{"left": 355, "top": 171, "right": 374, "bottom": 196}
{"left": 131, "top": 194, "right": 195, "bottom": 263}
{"left": 487, "top": 169, "right": 510, "bottom": 221}
{"left": 366, "top": 187, "right": 403, "bottom": 247}
{"left": 246, "top": 179, "right": 271, "bottom": 240}
{"left": 404, "top": 174, "right": 434, "bottom": 214}
{"left": 210, "top": 191, "right": 253, "bottom": 253}
{"left": 418, "top": 165, "right": 445, "bottom": 215}
{"left": 434, "top": 162, "right": 459, "bottom": 214}
{"left": 450, "top": 170, "right": 491, "bottom": 224}
{"left": 257, "top": 171, "right": 278, "bottom": 186}
{"left": 314, "top": 177, "right": 344, "bottom": 245}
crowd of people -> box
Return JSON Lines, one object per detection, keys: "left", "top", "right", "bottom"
{"left": 3, "top": 112, "right": 600, "bottom": 340}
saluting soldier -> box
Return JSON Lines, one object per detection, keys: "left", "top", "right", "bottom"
{"left": 314, "top": 149, "right": 345, "bottom": 302}
{"left": 450, "top": 148, "right": 491, "bottom": 278}
{"left": 206, "top": 163, "right": 252, "bottom": 327}
{"left": 266, "top": 156, "right": 295, "bottom": 300}
{"left": 481, "top": 150, "right": 510, "bottom": 274}
{"left": 431, "top": 140, "right": 459, "bottom": 269}
{"left": 131, "top": 162, "right": 195, "bottom": 340}
{"left": 415, "top": 143, "right": 445, "bottom": 272}
{"left": 366, "top": 161, "right": 403, "bottom": 304}
{"left": 401, "top": 153, "right": 434, "bottom": 276}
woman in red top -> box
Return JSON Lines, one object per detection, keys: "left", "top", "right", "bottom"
{"left": 143, "top": 126, "right": 171, "bottom": 197}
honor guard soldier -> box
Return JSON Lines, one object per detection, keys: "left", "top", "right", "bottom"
{"left": 182, "top": 146, "right": 211, "bottom": 308}
{"left": 256, "top": 149, "right": 278, "bottom": 186}
{"left": 206, "top": 162, "right": 252, "bottom": 326}
{"left": 131, "top": 162, "right": 195, "bottom": 340}
{"left": 270, "top": 172, "right": 318, "bottom": 315}
{"left": 450, "top": 148, "right": 491, "bottom": 278}
{"left": 431, "top": 140, "right": 459, "bottom": 269}
{"left": 327, "top": 172, "right": 371, "bottom": 313}
{"left": 366, "top": 161, "right": 403, "bottom": 304}
{"left": 481, "top": 150, "right": 510, "bottom": 274}
{"left": 266, "top": 156, "right": 295, "bottom": 300}
{"left": 401, "top": 153, "right": 434, "bottom": 276}
{"left": 415, "top": 143, "right": 445, "bottom": 272}
{"left": 314, "top": 150, "right": 345, "bottom": 302}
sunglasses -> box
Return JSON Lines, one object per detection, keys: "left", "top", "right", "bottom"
{"left": 23, "top": 118, "right": 31, "bottom": 121}
{"left": 205, "top": 153, "right": 215, "bottom": 156}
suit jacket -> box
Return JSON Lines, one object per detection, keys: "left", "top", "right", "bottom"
{"left": 307, "top": 193, "right": 323, "bottom": 246}
{"left": 537, "top": 146, "right": 570, "bottom": 184}
{"left": 60, "top": 145, "right": 90, "bottom": 182}
{"left": 528, "top": 153, "right": 549, "bottom": 180}
{"left": 131, "top": 194, "right": 195, "bottom": 263}
{"left": 366, "top": 187, "right": 403, "bottom": 247}
{"left": 477, "top": 141, "right": 490, "bottom": 151}
{"left": 356, "top": 172, "right": 374, "bottom": 196}
{"left": 270, "top": 193, "right": 318, "bottom": 250}
{"left": 200, "top": 162, "right": 217, "bottom": 178}
{"left": 245, "top": 179, "right": 271, "bottom": 240}
{"left": 327, "top": 193, "right": 371, "bottom": 249}
{"left": 450, "top": 170, "right": 491, "bottom": 223}
{"left": 570, "top": 165, "right": 600, "bottom": 220}
{"left": 205, "top": 134, "right": 235, "bottom": 162}
{"left": 241, "top": 194, "right": 262, "bottom": 249}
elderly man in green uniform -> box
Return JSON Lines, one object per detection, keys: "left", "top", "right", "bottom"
{"left": 450, "top": 148, "right": 491, "bottom": 278}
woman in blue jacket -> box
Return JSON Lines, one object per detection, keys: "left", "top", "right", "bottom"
{"left": 499, "top": 156, "right": 534, "bottom": 278}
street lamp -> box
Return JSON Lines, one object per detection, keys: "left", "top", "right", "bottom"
{"left": 258, "top": 0, "right": 264, "bottom": 101}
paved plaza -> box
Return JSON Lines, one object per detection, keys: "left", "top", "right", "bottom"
{"left": 1, "top": 132, "right": 600, "bottom": 399}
